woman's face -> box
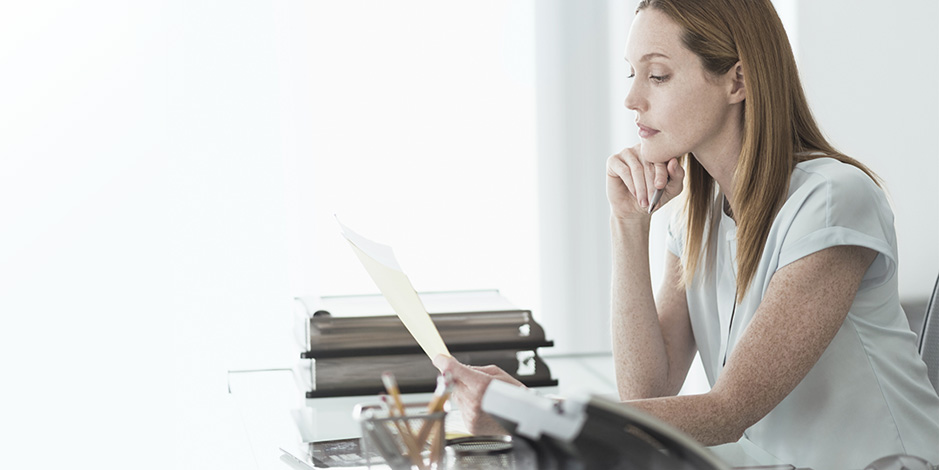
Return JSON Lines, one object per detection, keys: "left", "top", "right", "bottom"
{"left": 624, "top": 9, "right": 740, "bottom": 164}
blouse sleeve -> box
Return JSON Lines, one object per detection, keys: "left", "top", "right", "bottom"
{"left": 776, "top": 163, "right": 897, "bottom": 290}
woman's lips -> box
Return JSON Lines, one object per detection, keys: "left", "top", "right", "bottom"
{"left": 637, "top": 123, "right": 660, "bottom": 139}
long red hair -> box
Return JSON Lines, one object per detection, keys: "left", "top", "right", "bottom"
{"left": 636, "top": 0, "right": 878, "bottom": 300}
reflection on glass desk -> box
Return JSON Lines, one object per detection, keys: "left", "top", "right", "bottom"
{"left": 281, "top": 436, "right": 795, "bottom": 470}
{"left": 228, "top": 354, "right": 788, "bottom": 470}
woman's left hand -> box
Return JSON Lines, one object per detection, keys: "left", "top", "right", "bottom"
{"left": 432, "top": 355, "right": 525, "bottom": 435}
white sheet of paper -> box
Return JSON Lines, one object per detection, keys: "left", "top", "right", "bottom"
{"left": 338, "top": 220, "right": 450, "bottom": 360}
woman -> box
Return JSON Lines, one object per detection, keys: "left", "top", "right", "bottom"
{"left": 434, "top": 1, "right": 939, "bottom": 468}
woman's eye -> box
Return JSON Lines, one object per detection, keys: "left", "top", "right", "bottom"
{"left": 627, "top": 73, "right": 636, "bottom": 79}
{"left": 650, "top": 74, "right": 670, "bottom": 83}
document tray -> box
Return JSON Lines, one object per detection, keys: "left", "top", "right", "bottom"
{"left": 307, "top": 349, "right": 557, "bottom": 398}
{"left": 302, "top": 309, "right": 553, "bottom": 359}
{"left": 301, "top": 309, "right": 558, "bottom": 398}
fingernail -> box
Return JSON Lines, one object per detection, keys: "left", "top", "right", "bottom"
{"left": 432, "top": 354, "right": 447, "bottom": 370}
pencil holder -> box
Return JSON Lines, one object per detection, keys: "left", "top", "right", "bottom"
{"left": 354, "top": 403, "right": 447, "bottom": 470}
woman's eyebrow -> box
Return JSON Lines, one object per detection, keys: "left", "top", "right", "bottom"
{"left": 624, "top": 52, "right": 670, "bottom": 64}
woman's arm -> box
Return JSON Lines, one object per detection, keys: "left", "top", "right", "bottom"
{"left": 607, "top": 145, "right": 694, "bottom": 400}
{"left": 611, "top": 222, "right": 696, "bottom": 399}
{"left": 627, "top": 244, "right": 877, "bottom": 445}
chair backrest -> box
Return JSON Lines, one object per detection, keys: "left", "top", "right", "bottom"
{"left": 919, "top": 273, "right": 939, "bottom": 395}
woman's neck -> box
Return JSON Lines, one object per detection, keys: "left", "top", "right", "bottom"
{"left": 692, "top": 113, "right": 744, "bottom": 213}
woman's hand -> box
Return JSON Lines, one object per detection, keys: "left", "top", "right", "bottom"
{"left": 432, "top": 355, "right": 524, "bottom": 436}
{"left": 606, "top": 145, "right": 684, "bottom": 220}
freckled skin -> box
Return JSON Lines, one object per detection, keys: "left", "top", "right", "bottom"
{"left": 611, "top": 221, "right": 876, "bottom": 445}
{"left": 435, "top": 6, "right": 879, "bottom": 445}
{"left": 604, "top": 7, "right": 879, "bottom": 446}
{"left": 436, "top": 225, "right": 875, "bottom": 444}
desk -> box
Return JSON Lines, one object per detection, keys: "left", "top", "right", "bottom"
{"left": 226, "top": 354, "right": 786, "bottom": 469}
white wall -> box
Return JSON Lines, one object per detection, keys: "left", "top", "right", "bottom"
{"left": 1, "top": 2, "right": 295, "bottom": 467}
{"left": 794, "top": 1, "right": 939, "bottom": 306}
{"left": 301, "top": 1, "right": 540, "bottom": 317}
{"left": 1, "top": 2, "right": 540, "bottom": 468}
{"left": 534, "top": 1, "right": 615, "bottom": 354}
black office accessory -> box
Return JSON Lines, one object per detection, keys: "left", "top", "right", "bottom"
{"left": 481, "top": 381, "right": 731, "bottom": 470}
{"left": 296, "top": 291, "right": 558, "bottom": 398}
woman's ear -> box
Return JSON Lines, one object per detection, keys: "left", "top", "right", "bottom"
{"left": 728, "top": 61, "right": 746, "bottom": 104}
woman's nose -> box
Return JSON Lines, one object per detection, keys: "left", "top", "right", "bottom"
{"left": 624, "top": 82, "right": 644, "bottom": 112}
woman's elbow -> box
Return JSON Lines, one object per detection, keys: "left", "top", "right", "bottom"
{"left": 697, "top": 391, "right": 751, "bottom": 446}
{"left": 698, "top": 424, "right": 745, "bottom": 447}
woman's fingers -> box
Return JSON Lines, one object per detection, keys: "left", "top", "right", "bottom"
{"left": 625, "top": 155, "right": 648, "bottom": 208}
{"left": 432, "top": 355, "right": 511, "bottom": 435}
{"left": 608, "top": 145, "right": 679, "bottom": 214}
{"left": 433, "top": 355, "right": 491, "bottom": 393}
{"left": 472, "top": 364, "right": 504, "bottom": 375}
{"left": 654, "top": 161, "right": 669, "bottom": 190}
{"left": 607, "top": 153, "right": 636, "bottom": 195}
{"left": 645, "top": 161, "right": 668, "bottom": 210}
{"left": 641, "top": 157, "right": 684, "bottom": 214}
{"left": 666, "top": 157, "right": 684, "bottom": 195}
{"left": 435, "top": 356, "right": 522, "bottom": 388}
{"left": 432, "top": 354, "right": 454, "bottom": 371}
{"left": 433, "top": 355, "right": 485, "bottom": 407}
{"left": 433, "top": 355, "right": 475, "bottom": 384}
{"left": 470, "top": 364, "right": 525, "bottom": 387}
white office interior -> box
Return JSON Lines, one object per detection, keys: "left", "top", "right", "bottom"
{"left": 2, "top": 1, "right": 936, "bottom": 468}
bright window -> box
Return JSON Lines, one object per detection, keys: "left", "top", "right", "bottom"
{"left": 288, "top": 1, "right": 541, "bottom": 313}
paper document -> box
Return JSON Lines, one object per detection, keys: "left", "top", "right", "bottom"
{"left": 338, "top": 220, "right": 450, "bottom": 360}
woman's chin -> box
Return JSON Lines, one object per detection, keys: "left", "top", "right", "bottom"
{"left": 639, "top": 144, "right": 682, "bottom": 164}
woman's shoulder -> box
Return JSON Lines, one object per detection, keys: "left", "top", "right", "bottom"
{"left": 781, "top": 156, "right": 894, "bottom": 239}
{"left": 790, "top": 157, "right": 881, "bottom": 202}
{"left": 776, "top": 157, "right": 897, "bottom": 290}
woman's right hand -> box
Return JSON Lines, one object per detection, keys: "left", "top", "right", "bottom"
{"left": 606, "top": 145, "right": 684, "bottom": 220}
{"left": 432, "top": 355, "right": 522, "bottom": 436}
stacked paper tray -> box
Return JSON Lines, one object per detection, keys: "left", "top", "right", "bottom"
{"left": 297, "top": 292, "right": 558, "bottom": 399}
{"left": 303, "top": 310, "right": 553, "bottom": 358}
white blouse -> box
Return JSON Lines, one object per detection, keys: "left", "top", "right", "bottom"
{"left": 666, "top": 158, "right": 939, "bottom": 469}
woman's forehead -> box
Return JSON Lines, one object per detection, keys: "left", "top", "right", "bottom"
{"left": 624, "top": 9, "right": 686, "bottom": 65}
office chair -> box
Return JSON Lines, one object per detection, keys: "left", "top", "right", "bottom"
{"left": 920, "top": 273, "right": 939, "bottom": 395}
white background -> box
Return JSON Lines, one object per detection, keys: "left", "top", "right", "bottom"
{"left": 1, "top": 1, "right": 936, "bottom": 468}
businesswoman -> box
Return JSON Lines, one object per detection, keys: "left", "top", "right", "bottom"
{"left": 435, "top": 0, "right": 939, "bottom": 468}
